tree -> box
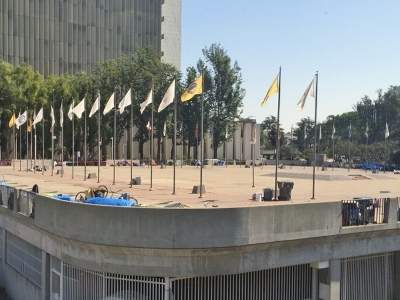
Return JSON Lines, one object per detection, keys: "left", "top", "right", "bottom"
{"left": 200, "top": 44, "right": 245, "bottom": 158}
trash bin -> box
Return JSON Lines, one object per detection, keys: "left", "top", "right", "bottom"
{"left": 278, "top": 181, "right": 294, "bottom": 201}
{"left": 263, "top": 188, "right": 273, "bottom": 201}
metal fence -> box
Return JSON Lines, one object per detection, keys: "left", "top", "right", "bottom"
{"left": 0, "top": 185, "right": 36, "bottom": 218}
{"left": 342, "top": 198, "right": 389, "bottom": 227}
{"left": 58, "top": 263, "right": 312, "bottom": 300}
{"left": 171, "top": 264, "right": 313, "bottom": 300}
{"left": 341, "top": 253, "right": 394, "bottom": 300}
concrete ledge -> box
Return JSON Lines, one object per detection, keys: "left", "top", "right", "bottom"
{"left": 33, "top": 196, "right": 342, "bottom": 249}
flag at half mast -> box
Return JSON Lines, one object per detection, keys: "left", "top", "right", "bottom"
{"left": 260, "top": 74, "right": 279, "bottom": 107}
{"left": 158, "top": 80, "right": 175, "bottom": 113}
{"left": 33, "top": 108, "right": 43, "bottom": 126}
{"left": 8, "top": 113, "right": 16, "bottom": 128}
{"left": 89, "top": 96, "right": 100, "bottom": 118}
{"left": 297, "top": 79, "right": 315, "bottom": 110}
{"left": 140, "top": 89, "right": 153, "bottom": 114}
{"left": 181, "top": 75, "right": 203, "bottom": 102}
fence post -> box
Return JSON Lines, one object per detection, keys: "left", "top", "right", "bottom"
{"left": 164, "top": 277, "right": 171, "bottom": 300}
{"left": 387, "top": 198, "right": 398, "bottom": 224}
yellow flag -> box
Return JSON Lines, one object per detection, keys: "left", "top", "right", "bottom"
{"left": 181, "top": 75, "right": 203, "bottom": 102}
{"left": 260, "top": 75, "right": 279, "bottom": 107}
{"left": 8, "top": 113, "right": 16, "bottom": 128}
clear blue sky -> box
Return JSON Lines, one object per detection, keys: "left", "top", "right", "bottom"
{"left": 182, "top": 0, "right": 400, "bottom": 130}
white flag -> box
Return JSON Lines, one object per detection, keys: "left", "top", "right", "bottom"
{"left": 304, "top": 126, "right": 307, "bottom": 139}
{"left": 16, "top": 111, "right": 27, "bottom": 129}
{"left": 72, "top": 98, "right": 85, "bottom": 119}
{"left": 89, "top": 96, "right": 100, "bottom": 118}
{"left": 119, "top": 89, "right": 132, "bottom": 114}
{"left": 140, "top": 89, "right": 153, "bottom": 114}
{"left": 33, "top": 108, "right": 43, "bottom": 126}
{"left": 332, "top": 124, "right": 336, "bottom": 140}
{"left": 60, "top": 104, "right": 64, "bottom": 127}
{"left": 158, "top": 80, "right": 175, "bottom": 113}
{"left": 50, "top": 106, "right": 55, "bottom": 129}
{"left": 385, "top": 123, "right": 390, "bottom": 139}
{"left": 297, "top": 79, "right": 315, "bottom": 110}
{"left": 68, "top": 102, "right": 74, "bottom": 121}
{"left": 365, "top": 123, "right": 369, "bottom": 139}
{"left": 103, "top": 93, "right": 115, "bottom": 116}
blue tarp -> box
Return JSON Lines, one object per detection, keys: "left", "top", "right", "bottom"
{"left": 55, "top": 194, "right": 73, "bottom": 201}
{"left": 85, "top": 197, "right": 136, "bottom": 207}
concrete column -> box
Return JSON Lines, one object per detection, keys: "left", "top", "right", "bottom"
{"left": 41, "top": 252, "right": 50, "bottom": 300}
{"left": 164, "top": 277, "right": 171, "bottom": 300}
{"left": 312, "top": 268, "right": 318, "bottom": 300}
{"left": 388, "top": 198, "right": 398, "bottom": 224}
{"left": 329, "top": 259, "right": 341, "bottom": 300}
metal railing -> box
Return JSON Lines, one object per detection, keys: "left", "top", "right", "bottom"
{"left": 0, "top": 185, "right": 36, "bottom": 218}
{"left": 342, "top": 198, "right": 389, "bottom": 227}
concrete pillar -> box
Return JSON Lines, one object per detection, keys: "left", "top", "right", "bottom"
{"left": 388, "top": 198, "right": 398, "bottom": 224}
{"left": 164, "top": 277, "right": 171, "bottom": 300}
{"left": 329, "top": 259, "right": 341, "bottom": 300}
{"left": 41, "top": 252, "right": 50, "bottom": 300}
{"left": 311, "top": 268, "right": 318, "bottom": 300}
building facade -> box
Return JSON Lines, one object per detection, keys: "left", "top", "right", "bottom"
{"left": 0, "top": 0, "right": 181, "bottom": 76}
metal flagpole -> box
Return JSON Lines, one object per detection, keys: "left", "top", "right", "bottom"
{"left": 312, "top": 71, "right": 318, "bottom": 200}
{"left": 173, "top": 84, "right": 177, "bottom": 195}
{"left": 252, "top": 124, "right": 255, "bottom": 188}
{"left": 51, "top": 106, "right": 54, "bottom": 176}
{"left": 19, "top": 124, "right": 22, "bottom": 171}
{"left": 348, "top": 123, "right": 351, "bottom": 172}
{"left": 26, "top": 111, "right": 29, "bottom": 172}
{"left": 130, "top": 90, "right": 134, "bottom": 188}
{"left": 34, "top": 121, "right": 37, "bottom": 174}
{"left": 150, "top": 95, "right": 154, "bottom": 191}
{"left": 61, "top": 102, "right": 64, "bottom": 178}
{"left": 84, "top": 98, "right": 87, "bottom": 181}
{"left": 72, "top": 101, "right": 75, "bottom": 179}
{"left": 274, "top": 67, "right": 282, "bottom": 200}
{"left": 113, "top": 88, "right": 117, "bottom": 185}
{"left": 199, "top": 74, "right": 204, "bottom": 198}
{"left": 97, "top": 92, "right": 101, "bottom": 183}
{"left": 42, "top": 116, "right": 44, "bottom": 175}
{"left": 13, "top": 122, "right": 15, "bottom": 170}
{"left": 181, "top": 124, "right": 184, "bottom": 168}
{"left": 30, "top": 117, "right": 33, "bottom": 170}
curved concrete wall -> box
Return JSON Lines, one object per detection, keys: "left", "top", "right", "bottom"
{"left": 33, "top": 196, "right": 342, "bottom": 249}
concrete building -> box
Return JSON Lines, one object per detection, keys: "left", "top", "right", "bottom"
{"left": 0, "top": 0, "right": 181, "bottom": 76}
{"left": 0, "top": 186, "right": 400, "bottom": 299}
{"left": 115, "top": 118, "right": 261, "bottom": 162}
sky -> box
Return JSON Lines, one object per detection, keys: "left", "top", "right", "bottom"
{"left": 181, "top": 0, "right": 400, "bottom": 130}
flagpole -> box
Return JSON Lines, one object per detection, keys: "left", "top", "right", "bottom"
{"left": 97, "top": 91, "right": 101, "bottom": 183}
{"left": 181, "top": 125, "right": 184, "bottom": 169}
{"left": 252, "top": 124, "right": 255, "bottom": 188}
{"left": 130, "top": 89, "right": 134, "bottom": 188}
{"left": 150, "top": 82, "right": 154, "bottom": 191}
{"left": 274, "top": 67, "right": 282, "bottom": 200}
{"left": 34, "top": 121, "right": 36, "bottom": 174}
{"left": 84, "top": 98, "right": 87, "bottom": 181}
{"left": 173, "top": 84, "right": 177, "bottom": 195}
{"left": 61, "top": 102, "right": 64, "bottom": 178}
{"left": 113, "top": 88, "right": 117, "bottom": 185}
{"left": 348, "top": 123, "right": 351, "bottom": 172}
{"left": 19, "top": 125, "right": 22, "bottom": 172}
{"left": 13, "top": 121, "right": 15, "bottom": 170}
{"left": 26, "top": 111, "right": 29, "bottom": 172}
{"left": 312, "top": 71, "right": 318, "bottom": 200}
{"left": 199, "top": 74, "right": 204, "bottom": 198}
{"left": 72, "top": 102, "right": 75, "bottom": 179}
{"left": 51, "top": 98, "right": 55, "bottom": 176}
{"left": 30, "top": 118, "right": 33, "bottom": 170}
{"left": 42, "top": 116, "right": 44, "bottom": 175}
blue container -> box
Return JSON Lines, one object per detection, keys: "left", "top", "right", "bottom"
{"left": 85, "top": 197, "right": 137, "bottom": 207}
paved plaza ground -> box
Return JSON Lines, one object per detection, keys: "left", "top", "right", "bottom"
{"left": 0, "top": 164, "right": 399, "bottom": 208}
